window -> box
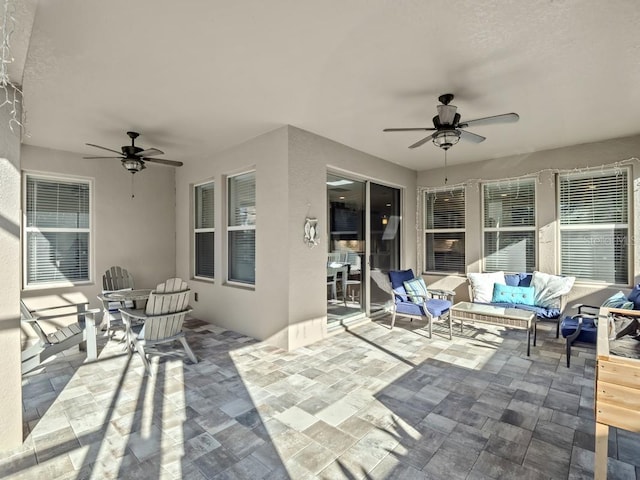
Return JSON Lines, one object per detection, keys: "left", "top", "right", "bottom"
{"left": 559, "top": 169, "right": 629, "bottom": 284}
{"left": 194, "top": 181, "right": 215, "bottom": 279}
{"left": 227, "top": 171, "right": 255, "bottom": 284}
{"left": 483, "top": 179, "right": 536, "bottom": 272}
{"left": 24, "top": 174, "right": 91, "bottom": 286}
{"left": 424, "top": 188, "right": 465, "bottom": 273}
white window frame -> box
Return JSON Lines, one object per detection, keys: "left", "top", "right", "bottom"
{"left": 193, "top": 180, "right": 215, "bottom": 281}
{"left": 423, "top": 187, "right": 466, "bottom": 274}
{"left": 227, "top": 170, "right": 256, "bottom": 286}
{"left": 481, "top": 178, "right": 537, "bottom": 273}
{"left": 557, "top": 167, "right": 631, "bottom": 285}
{"left": 23, "top": 171, "right": 93, "bottom": 289}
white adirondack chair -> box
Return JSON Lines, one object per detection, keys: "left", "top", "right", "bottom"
{"left": 120, "top": 277, "right": 197, "bottom": 373}
{"left": 21, "top": 300, "right": 101, "bottom": 374}
{"left": 99, "top": 266, "right": 135, "bottom": 338}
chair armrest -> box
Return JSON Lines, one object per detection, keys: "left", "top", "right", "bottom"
{"left": 566, "top": 315, "right": 585, "bottom": 342}
{"left": 119, "top": 308, "right": 149, "bottom": 321}
{"left": 573, "top": 304, "right": 599, "bottom": 316}
{"left": 427, "top": 289, "right": 456, "bottom": 300}
{"left": 26, "top": 308, "right": 100, "bottom": 322}
{"left": 120, "top": 307, "right": 193, "bottom": 322}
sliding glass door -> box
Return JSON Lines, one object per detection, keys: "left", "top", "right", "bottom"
{"left": 369, "top": 183, "right": 401, "bottom": 314}
{"left": 327, "top": 174, "right": 365, "bottom": 325}
{"left": 327, "top": 173, "right": 401, "bottom": 325}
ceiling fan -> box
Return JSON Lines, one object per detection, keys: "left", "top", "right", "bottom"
{"left": 384, "top": 93, "right": 519, "bottom": 150}
{"left": 83, "top": 131, "right": 183, "bottom": 174}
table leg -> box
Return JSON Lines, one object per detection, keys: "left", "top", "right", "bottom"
{"left": 527, "top": 325, "right": 531, "bottom": 356}
{"left": 84, "top": 313, "right": 97, "bottom": 360}
{"left": 594, "top": 422, "right": 608, "bottom": 479}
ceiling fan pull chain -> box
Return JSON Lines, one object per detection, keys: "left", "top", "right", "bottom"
{"left": 444, "top": 149, "right": 448, "bottom": 185}
{"left": 131, "top": 174, "right": 135, "bottom": 199}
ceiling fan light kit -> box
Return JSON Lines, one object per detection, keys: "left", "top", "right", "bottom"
{"left": 83, "top": 130, "right": 183, "bottom": 175}
{"left": 432, "top": 130, "right": 460, "bottom": 150}
{"left": 384, "top": 93, "right": 519, "bottom": 151}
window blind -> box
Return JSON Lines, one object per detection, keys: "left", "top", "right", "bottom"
{"left": 483, "top": 179, "right": 536, "bottom": 272}
{"left": 25, "top": 175, "right": 91, "bottom": 285}
{"left": 194, "top": 182, "right": 215, "bottom": 279}
{"left": 228, "top": 172, "right": 256, "bottom": 284}
{"left": 424, "top": 189, "right": 465, "bottom": 273}
{"left": 559, "top": 169, "right": 628, "bottom": 283}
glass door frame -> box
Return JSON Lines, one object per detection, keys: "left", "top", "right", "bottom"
{"left": 327, "top": 169, "right": 403, "bottom": 319}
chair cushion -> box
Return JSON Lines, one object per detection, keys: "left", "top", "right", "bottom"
{"left": 389, "top": 269, "right": 415, "bottom": 290}
{"left": 396, "top": 298, "right": 451, "bottom": 318}
{"left": 561, "top": 316, "right": 598, "bottom": 343}
{"left": 602, "top": 291, "right": 634, "bottom": 310}
{"left": 626, "top": 285, "right": 640, "bottom": 309}
{"left": 468, "top": 271, "right": 506, "bottom": 303}
{"left": 403, "top": 278, "right": 428, "bottom": 304}
{"left": 492, "top": 284, "right": 536, "bottom": 306}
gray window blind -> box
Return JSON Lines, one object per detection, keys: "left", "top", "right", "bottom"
{"left": 559, "top": 169, "right": 629, "bottom": 283}
{"left": 25, "top": 175, "right": 90, "bottom": 285}
{"left": 483, "top": 179, "right": 536, "bottom": 272}
{"left": 194, "top": 182, "right": 214, "bottom": 279}
{"left": 424, "top": 189, "right": 465, "bottom": 273}
{"left": 228, "top": 172, "right": 255, "bottom": 284}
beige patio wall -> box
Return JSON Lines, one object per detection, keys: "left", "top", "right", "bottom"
{"left": 175, "top": 125, "right": 417, "bottom": 350}
{"left": 0, "top": 94, "right": 24, "bottom": 450}
{"left": 20, "top": 144, "right": 177, "bottom": 315}
{"left": 417, "top": 133, "right": 640, "bottom": 310}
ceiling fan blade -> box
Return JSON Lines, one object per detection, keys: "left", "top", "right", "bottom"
{"left": 83, "top": 155, "right": 123, "bottom": 159}
{"left": 143, "top": 157, "right": 183, "bottom": 167}
{"left": 458, "top": 113, "right": 519, "bottom": 128}
{"left": 459, "top": 130, "right": 486, "bottom": 143}
{"left": 85, "top": 143, "right": 123, "bottom": 155}
{"left": 409, "top": 133, "right": 436, "bottom": 149}
{"left": 383, "top": 127, "right": 436, "bottom": 132}
{"left": 137, "top": 147, "right": 164, "bottom": 157}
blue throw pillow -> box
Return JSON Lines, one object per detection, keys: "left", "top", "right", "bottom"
{"left": 389, "top": 269, "right": 415, "bottom": 290}
{"left": 627, "top": 285, "right": 640, "bottom": 309}
{"left": 602, "top": 291, "right": 634, "bottom": 310}
{"left": 403, "top": 277, "right": 428, "bottom": 304}
{"left": 492, "top": 284, "right": 536, "bottom": 306}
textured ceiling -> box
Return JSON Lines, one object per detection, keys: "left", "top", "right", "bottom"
{"left": 14, "top": 0, "right": 640, "bottom": 171}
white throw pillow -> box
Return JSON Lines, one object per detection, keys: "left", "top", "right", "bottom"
{"left": 530, "top": 271, "right": 575, "bottom": 308}
{"left": 468, "top": 271, "right": 506, "bottom": 303}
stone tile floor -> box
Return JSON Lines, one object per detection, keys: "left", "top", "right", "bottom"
{"left": 3, "top": 316, "right": 640, "bottom": 479}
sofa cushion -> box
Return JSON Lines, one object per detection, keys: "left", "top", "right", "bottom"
{"left": 531, "top": 271, "right": 575, "bottom": 309}
{"left": 504, "top": 273, "right": 531, "bottom": 287}
{"left": 492, "top": 284, "right": 536, "bottom": 306}
{"left": 479, "top": 302, "right": 561, "bottom": 319}
{"left": 468, "top": 271, "right": 506, "bottom": 303}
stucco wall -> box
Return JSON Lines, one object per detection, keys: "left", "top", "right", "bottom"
{"left": 0, "top": 102, "right": 24, "bottom": 449}
{"left": 175, "top": 127, "right": 291, "bottom": 346}
{"left": 417, "top": 134, "right": 640, "bottom": 310}
{"left": 20, "top": 144, "right": 176, "bottom": 315}
{"left": 175, "top": 125, "right": 417, "bottom": 350}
